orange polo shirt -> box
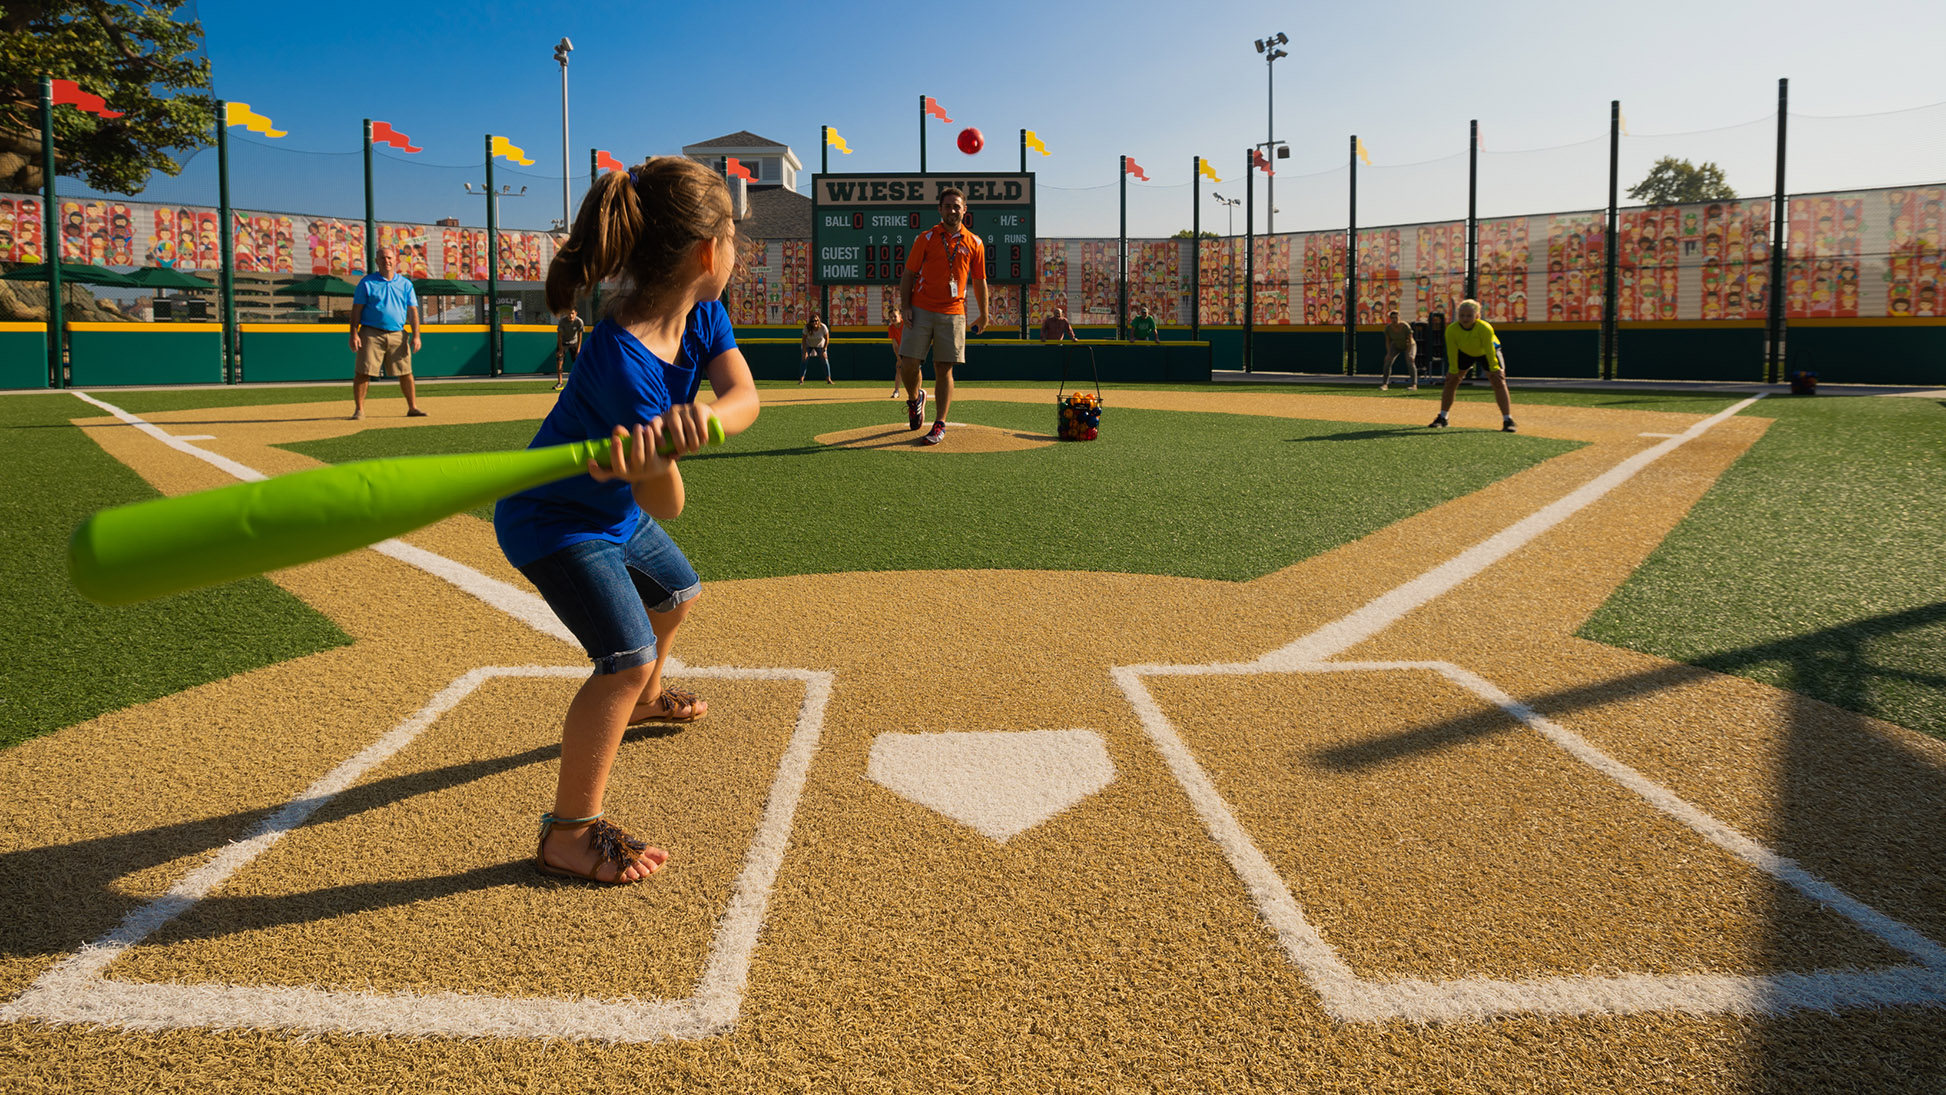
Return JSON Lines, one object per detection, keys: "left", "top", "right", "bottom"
{"left": 904, "top": 222, "right": 986, "bottom": 316}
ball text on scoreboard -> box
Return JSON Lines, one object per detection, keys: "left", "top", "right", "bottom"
{"left": 810, "top": 173, "right": 1037, "bottom": 286}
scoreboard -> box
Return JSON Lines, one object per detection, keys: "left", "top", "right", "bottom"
{"left": 810, "top": 173, "right": 1035, "bottom": 286}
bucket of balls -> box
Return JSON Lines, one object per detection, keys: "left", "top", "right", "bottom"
{"left": 1058, "top": 389, "right": 1102, "bottom": 441}
{"left": 1055, "top": 344, "right": 1102, "bottom": 441}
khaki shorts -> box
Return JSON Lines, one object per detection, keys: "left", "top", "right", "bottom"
{"left": 899, "top": 307, "right": 966, "bottom": 365}
{"left": 357, "top": 326, "right": 413, "bottom": 377}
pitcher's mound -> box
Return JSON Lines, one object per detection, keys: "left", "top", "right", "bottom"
{"left": 816, "top": 422, "right": 1060, "bottom": 453}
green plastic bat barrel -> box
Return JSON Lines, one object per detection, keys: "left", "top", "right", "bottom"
{"left": 69, "top": 417, "right": 722, "bottom": 605}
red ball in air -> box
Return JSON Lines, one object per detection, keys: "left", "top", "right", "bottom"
{"left": 958, "top": 127, "right": 984, "bottom": 155}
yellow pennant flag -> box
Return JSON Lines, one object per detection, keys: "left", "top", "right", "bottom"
{"left": 1024, "top": 130, "right": 1050, "bottom": 156}
{"left": 1197, "top": 158, "right": 1222, "bottom": 183}
{"left": 491, "top": 135, "right": 536, "bottom": 166}
{"left": 225, "top": 102, "right": 286, "bottom": 138}
{"left": 1620, "top": 111, "right": 1629, "bottom": 136}
{"left": 1357, "top": 137, "right": 1372, "bottom": 166}
{"left": 826, "top": 129, "right": 852, "bottom": 154}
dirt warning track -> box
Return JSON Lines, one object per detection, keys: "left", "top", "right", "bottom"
{"left": 3, "top": 387, "right": 1942, "bottom": 1093}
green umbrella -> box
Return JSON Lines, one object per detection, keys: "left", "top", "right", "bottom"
{"left": 275, "top": 274, "right": 361, "bottom": 297}
{"left": 1, "top": 261, "right": 140, "bottom": 288}
{"left": 123, "top": 266, "right": 217, "bottom": 290}
{"left": 413, "top": 277, "right": 485, "bottom": 296}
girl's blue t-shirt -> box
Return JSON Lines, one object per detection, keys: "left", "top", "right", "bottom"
{"left": 494, "top": 301, "right": 735, "bottom": 568}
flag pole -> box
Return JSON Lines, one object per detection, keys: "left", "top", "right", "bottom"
{"left": 486, "top": 134, "right": 501, "bottom": 376}
{"left": 39, "top": 77, "right": 62, "bottom": 388}
{"left": 218, "top": 102, "right": 238, "bottom": 384}
{"left": 1118, "top": 156, "right": 1128, "bottom": 341}
{"left": 363, "top": 119, "right": 376, "bottom": 272}
{"left": 1191, "top": 157, "right": 1202, "bottom": 344}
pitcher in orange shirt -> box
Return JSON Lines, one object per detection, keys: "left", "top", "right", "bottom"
{"left": 897, "top": 187, "right": 990, "bottom": 445}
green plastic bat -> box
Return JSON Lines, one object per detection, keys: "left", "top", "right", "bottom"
{"left": 69, "top": 416, "right": 725, "bottom": 605}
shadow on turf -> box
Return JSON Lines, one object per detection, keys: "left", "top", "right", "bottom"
{"left": 1284, "top": 428, "right": 1457, "bottom": 442}
{"left": 0, "top": 722, "right": 685, "bottom": 958}
{"left": 681, "top": 443, "right": 829, "bottom": 461}
{"left": 1311, "top": 602, "right": 1946, "bottom": 774}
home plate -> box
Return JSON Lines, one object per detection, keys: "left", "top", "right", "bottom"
{"left": 867, "top": 730, "right": 1115, "bottom": 841}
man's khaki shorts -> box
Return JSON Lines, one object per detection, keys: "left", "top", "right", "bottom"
{"left": 357, "top": 326, "right": 413, "bottom": 377}
{"left": 899, "top": 307, "right": 966, "bottom": 365}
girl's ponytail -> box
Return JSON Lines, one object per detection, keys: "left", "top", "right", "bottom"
{"left": 545, "top": 156, "right": 732, "bottom": 318}
{"left": 545, "top": 169, "right": 643, "bottom": 314}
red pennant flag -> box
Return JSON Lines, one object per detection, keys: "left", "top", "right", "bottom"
{"left": 369, "top": 121, "right": 421, "bottom": 153}
{"left": 725, "top": 156, "right": 755, "bottom": 180}
{"left": 51, "top": 78, "right": 123, "bottom": 119}
{"left": 1124, "top": 157, "right": 1150, "bottom": 182}
{"left": 1251, "top": 149, "right": 1276, "bottom": 176}
{"left": 596, "top": 150, "right": 626, "bottom": 174}
{"left": 922, "top": 96, "right": 954, "bottom": 124}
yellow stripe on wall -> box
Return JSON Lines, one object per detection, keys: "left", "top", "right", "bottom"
{"left": 68, "top": 322, "right": 223, "bottom": 333}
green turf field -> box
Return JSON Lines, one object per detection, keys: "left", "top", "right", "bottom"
{"left": 12, "top": 383, "right": 1942, "bottom": 751}
{"left": 0, "top": 393, "right": 351, "bottom": 749}
{"left": 1584, "top": 394, "right": 1946, "bottom": 738}
{"left": 282, "top": 398, "right": 1577, "bottom": 582}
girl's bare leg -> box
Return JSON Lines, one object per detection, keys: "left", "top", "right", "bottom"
{"left": 543, "top": 663, "right": 669, "bottom": 881}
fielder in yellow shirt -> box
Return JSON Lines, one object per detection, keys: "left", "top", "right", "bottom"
{"left": 1429, "top": 298, "right": 1516, "bottom": 433}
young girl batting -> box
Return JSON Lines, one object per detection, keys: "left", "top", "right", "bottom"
{"left": 494, "top": 156, "right": 760, "bottom": 884}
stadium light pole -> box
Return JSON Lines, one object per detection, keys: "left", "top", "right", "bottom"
{"left": 1254, "top": 32, "right": 1288, "bottom": 234}
{"left": 553, "top": 37, "right": 573, "bottom": 231}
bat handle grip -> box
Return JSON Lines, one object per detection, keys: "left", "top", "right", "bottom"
{"left": 655, "top": 413, "right": 726, "bottom": 456}
{"left": 577, "top": 414, "right": 726, "bottom": 467}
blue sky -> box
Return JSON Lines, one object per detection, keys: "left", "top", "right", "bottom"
{"left": 156, "top": 0, "right": 1946, "bottom": 238}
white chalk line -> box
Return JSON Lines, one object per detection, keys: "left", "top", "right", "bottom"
{"left": 67, "top": 391, "right": 576, "bottom": 645}
{"left": 2, "top": 663, "right": 833, "bottom": 1042}
{"left": 68, "top": 389, "right": 267, "bottom": 484}
{"left": 1267, "top": 395, "right": 1765, "bottom": 667}
{"left": 1116, "top": 395, "right": 1946, "bottom": 1020}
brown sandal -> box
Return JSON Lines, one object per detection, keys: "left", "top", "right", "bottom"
{"left": 627, "top": 686, "right": 707, "bottom": 725}
{"left": 535, "top": 812, "right": 662, "bottom": 885}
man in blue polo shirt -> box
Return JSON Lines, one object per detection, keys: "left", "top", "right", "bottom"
{"left": 348, "top": 246, "right": 426, "bottom": 420}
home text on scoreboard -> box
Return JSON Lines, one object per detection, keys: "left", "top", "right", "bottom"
{"left": 809, "top": 173, "right": 1036, "bottom": 287}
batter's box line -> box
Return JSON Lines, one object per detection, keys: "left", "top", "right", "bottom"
{"left": 0, "top": 662, "right": 833, "bottom": 1043}
{"left": 1111, "top": 658, "right": 1946, "bottom": 1023}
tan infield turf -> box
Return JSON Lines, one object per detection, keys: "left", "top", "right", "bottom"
{"left": 3, "top": 386, "right": 1943, "bottom": 1092}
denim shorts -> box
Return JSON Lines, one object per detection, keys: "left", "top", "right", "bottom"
{"left": 517, "top": 518, "right": 701, "bottom": 675}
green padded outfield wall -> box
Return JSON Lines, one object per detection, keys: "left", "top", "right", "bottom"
{"left": 410, "top": 326, "right": 491, "bottom": 378}
{"left": 1617, "top": 324, "right": 1768, "bottom": 382}
{"left": 239, "top": 324, "right": 348, "bottom": 383}
{"left": 0, "top": 322, "right": 48, "bottom": 389}
{"left": 241, "top": 325, "right": 493, "bottom": 382}
{"left": 1783, "top": 321, "right": 1946, "bottom": 386}
{"left": 68, "top": 322, "right": 223, "bottom": 386}
{"left": 500, "top": 326, "right": 561, "bottom": 376}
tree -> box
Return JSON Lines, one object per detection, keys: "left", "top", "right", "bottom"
{"left": 0, "top": 0, "right": 216, "bottom": 195}
{"left": 1626, "top": 157, "right": 1737, "bottom": 206}
{"left": 1172, "top": 229, "right": 1219, "bottom": 239}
